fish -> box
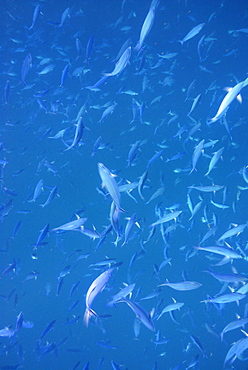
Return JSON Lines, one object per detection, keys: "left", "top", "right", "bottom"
{"left": 188, "top": 185, "right": 224, "bottom": 192}
{"left": 193, "top": 245, "right": 243, "bottom": 259}
{"left": 83, "top": 267, "right": 116, "bottom": 327}
{"left": 117, "top": 298, "right": 155, "bottom": 331}
{"left": 209, "top": 77, "right": 248, "bottom": 123}
{"left": 135, "top": 2, "right": 158, "bottom": 52}
{"left": 40, "top": 186, "right": 58, "bottom": 208}
{"left": 157, "top": 298, "right": 184, "bottom": 320}
{"left": 107, "top": 283, "right": 136, "bottom": 307}
{"left": 150, "top": 210, "right": 182, "bottom": 228}
{"left": 84, "top": 35, "right": 94, "bottom": 64}
{"left": 205, "top": 147, "right": 224, "bottom": 176}
{"left": 159, "top": 280, "right": 202, "bottom": 291}
{"left": 28, "top": 179, "right": 44, "bottom": 202}
{"left": 40, "top": 320, "right": 56, "bottom": 340}
{"left": 190, "top": 139, "right": 205, "bottom": 173}
{"left": 21, "top": 53, "right": 32, "bottom": 85}
{"left": 64, "top": 117, "right": 85, "bottom": 151}
{"left": 220, "top": 317, "right": 248, "bottom": 341}
{"left": 104, "top": 47, "right": 131, "bottom": 76}
{"left": 217, "top": 224, "right": 247, "bottom": 242}
{"left": 201, "top": 293, "right": 246, "bottom": 304}
{"left": 51, "top": 217, "right": 87, "bottom": 232}
{"left": 58, "top": 7, "right": 70, "bottom": 28}
{"left": 98, "top": 163, "right": 124, "bottom": 212}
{"left": 35, "top": 223, "right": 49, "bottom": 248}
{"left": 204, "top": 269, "right": 247, "bottom": 283}
{"left": 29, "top": 4, "right": 40, "bottom": 30}
{"left": 178, "top": 23, "right": 205, "bottom": 45}
{"left": 121, "top": 213, "right": 138, "bottom": 246}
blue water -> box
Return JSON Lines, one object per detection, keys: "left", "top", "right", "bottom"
{"left": 1, "top": 0, "right": 248, "bottom": 369}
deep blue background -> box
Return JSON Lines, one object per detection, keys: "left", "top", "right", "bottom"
{"left": 1, "top": 0, "right": 248, "bottom": 369}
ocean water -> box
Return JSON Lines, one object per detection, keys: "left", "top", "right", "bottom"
{"left": 1, "top": 0, "right": 248, "bottom": 369}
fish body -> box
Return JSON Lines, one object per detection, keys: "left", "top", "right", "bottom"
{"left": 159, "top": 280, "right": 202, "bottom": 291}
{"left": 98, "top": 163, "right": 124, "bottom": 212}
{"left": 104, "top": 47, "right": 131, "bottom": 76}
{"left": 119, "top": 298, "right": 155, "bottom": 331}
{"left": 179, "top": 23, "right": 205, "bottom": 45}
{"left": 202, "top": 293, "right": 246, "bottom": 304}
{"left": 64, "top": 117, "right": 84, "bottom": 151}
{"left": 194, "top": 245, "right": 242, "bottom": 259}
{"left": 209, "top": 77, "right": 248, "bottom": 123}
{"left": 150, "top": 211, "right": 182, "bottom": 228}
{"left": 84, "top": 268, "right": 115, "bottom": 326}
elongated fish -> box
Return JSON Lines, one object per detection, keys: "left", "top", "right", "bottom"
{"left": 135, "top": 1, "right": 159, "bottom": 52}
{"left": 98, "top": 163, "right": 124, "bottom": 212}
{"left": 84, "top": 267, "right": 115, "bottom": 326}
{"left": 179, "top": 23, "right": 205, "bottom": 45}
{"left": 118, "top": 298, "right": 155, "bottom": 331}
{"left": 209, "top": 77, "right": 248, "bottom": 123}
{"left": 159, "top": 280, "right": 202, "bottom": 291}
{"left": 104, "top": 47, "right": 131, "bottom": 76}
{"left": 194, "top": 245, "right": 242, "bottom": 259}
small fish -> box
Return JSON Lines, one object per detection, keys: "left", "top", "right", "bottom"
{"left": 150, "top": 211, "right": 182, "bottom": 228}
{"left": 58, "top": 7, "right": 70, "bottom": 28}
{"left": 218, "top": 224, "right": 247, "bottom": 242}
{"left": 29, "top": 4, "right": 40, "bottom": 30}
{"left": 107, "top": 283, "right": 136, "bottom": 307}
{"left": 40, "top": 320, "right": 56, "bottom": 340}
{"left": 135, "top": 0, "right": 160, "bottom": 52}
{"left": 209, "top": 77, "right": 248, "bottom": 123}
{"left": 118, "top": 298, "right": 155, "bottom": 331}
{"left": 40, "top": 186, "right": 58, "bottom": 208}
{"left": 98, "top": 163, "right": 124, "bottom": 213}
{"left": 179, "top": 23, "right": 205, "bottom": 45}
{"left": 205, "top": 147, "right": 224, "bottom": 176}
{"left": 64, "top": 117, "right": 84, "bottom": 151}
{"left": 159, "top": 280, "right": 202, "bottom": 291}
{"left": 201, "top": 293, "right": 246, "bottom": 304}
{"left": 194, "top": 245, "right": 242, "bottom": 259}
{"left": 51, "top": 217, "right": 87, "bottom": 232}
{"left": 104, "top": 47, "right": 131, "bottom": 76}
{"left": 188, "top": 185, "right": 223, "bottom": 192}
{"left": 84, "top": 267, "right": 116, "bottom": 326}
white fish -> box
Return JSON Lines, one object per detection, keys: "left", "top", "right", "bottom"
{"left": 190, "top": 139, "right": 205, "bottom": 173}
{"left": 205, "top": 147, "right": 224, "bottom": 176}
{"left": 201, "top": 293, "right": 245, "bottom": 304}
{"left": 98, "top": 163, "right": 124, "bottom": 212}
{"left": 104, "top": 47, "right": 131, "bottom": 76}
{"left": 51, "top": 216, "right": 87, "bottom": 232}
{"left": 118, "top": 298, "right": 155, "bottom": 331}
{"left": 209, "top": 77, "right": 248, "bottom": 123}
{"left": 157, "top": 298, "right": 184, "bottom": 320}
{"left": 84, "top": 267, "right": 115, "bottom": 327}
{"left": 194, "top": 245, "right": 242, "bottom": 259}
{"left": 159, "top": 280, "right": 202, "bottom": 291}
{"left": 179, "top": 23, "right": 205, "bottom": 45}
{"left": 135, "top": 5, "right": 156, "bottom": 52}
{"left": 188, "top": 185, "right": 223, "bottom": 192}
{"left": 218, "top": 223, "right": 247, "bottom": 242}
{"left": 150, "top": 210, "right": 182, "bottom": 228}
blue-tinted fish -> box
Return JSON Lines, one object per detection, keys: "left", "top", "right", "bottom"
{"left": 117, "top": 298, "right": 155, "bottom": 331}
{"left": 104, "top": 47, "right": 131, "bottom": 77}
{"left": 98, "top": 163, "right": 124, "bottom": 213}
{"left": 84, "top": 267, "right": 115, "bottom": 327}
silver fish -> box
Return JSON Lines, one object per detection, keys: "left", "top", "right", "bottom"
{"left": 98, "top": 163, "right": 124, "bottom": 212}
{"left": 118, "top": 298, "right": 155, "bottom": 331}
{"left": 84, "top": 267, "right": 115, "bottom": 327}
{"left": 179, "top": 23, "right": 205, "bottom": 45}
{"left": 209, "top": 77, "right": 248, "bottom": 123}
{"left": 104, "top": 47, "right": 131, "bottom": 76}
